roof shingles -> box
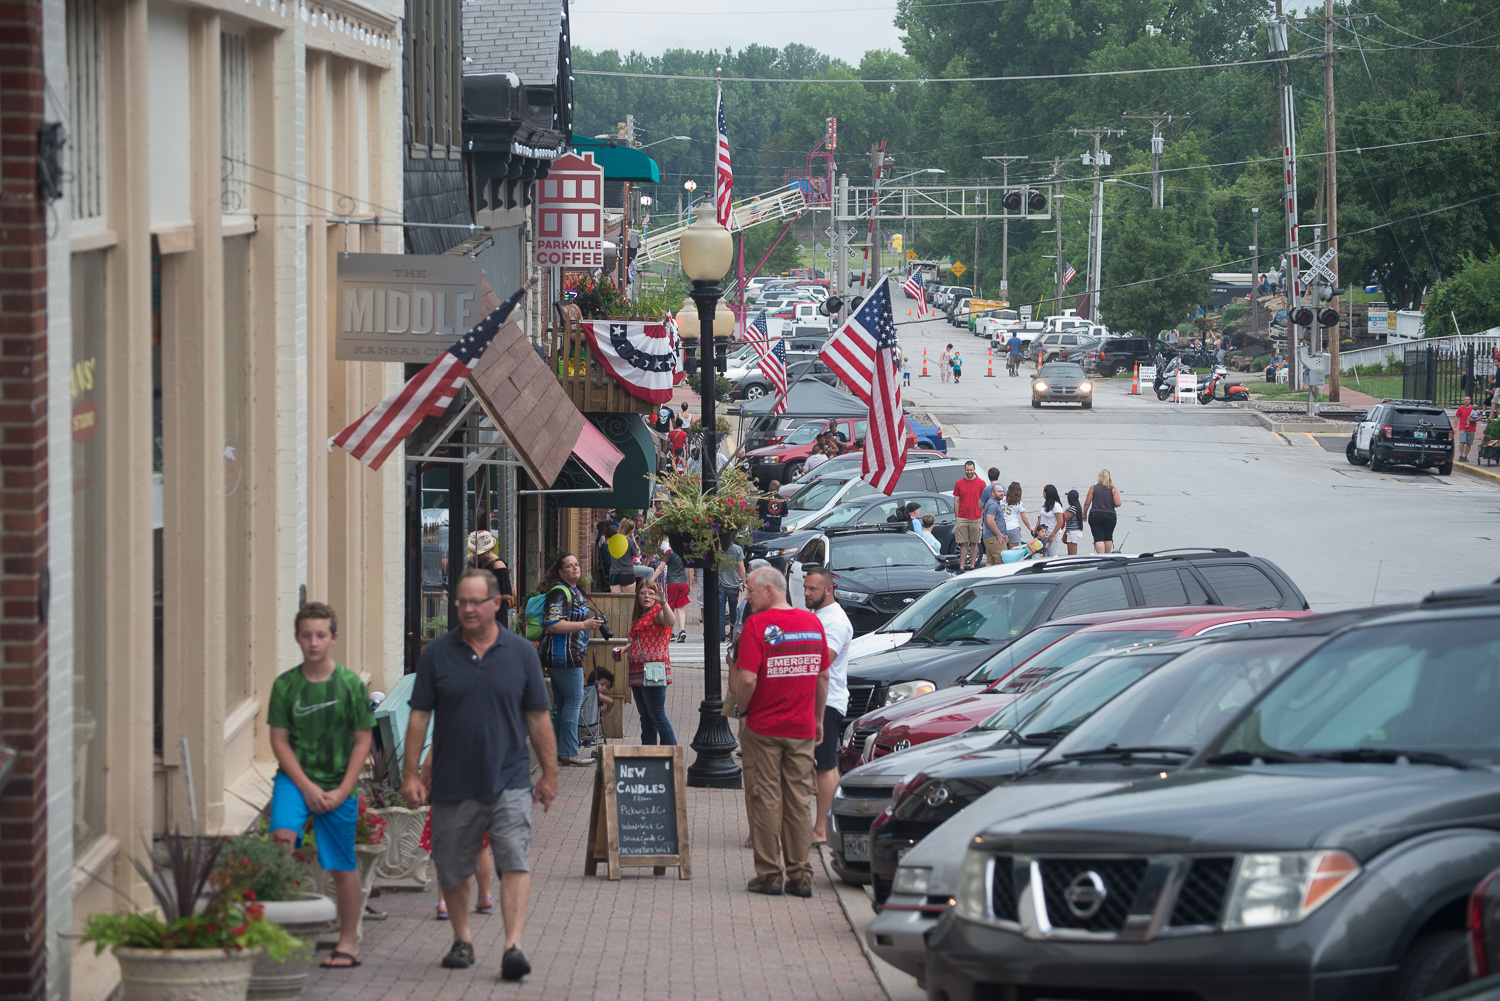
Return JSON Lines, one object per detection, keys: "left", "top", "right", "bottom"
{"left": 462, "top": 0, "right": 563, "bottom": 86}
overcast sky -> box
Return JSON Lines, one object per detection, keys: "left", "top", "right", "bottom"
{"left": 568, "top": 0, "right": 906, "bottom": 65}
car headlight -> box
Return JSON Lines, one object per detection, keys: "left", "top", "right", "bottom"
{"left": 1079, "top": 381, "right": 1093, "bottom": 393}
{"left": 840, "top": 722, "right": 856, "bottom": 748}
{"left": 765, "top": 545, "right": 800, "bottom": 556}
{"left": 955, "top": 847, "right": 991, "bottom": 922}
{"left": 1033, "top": 381, "right": 1049, "bottom": 392}
{"left": 1221, "top": 850, "right": 1360, "bottom": 930}
{"left": 837, "top": 588, "right": 872, "bottom": 603}
{"left": 886, "top": 680, "right": 936, "bottom": 704}
{"left": 893, "top": 865, "right": 933, "bottom": 896}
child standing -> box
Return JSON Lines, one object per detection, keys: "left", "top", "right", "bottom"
{"left": 901, "top": 353, "right": 912, "bottom": 387}
{"left": 267, "top": 603, "right": 375, "bottom": 969}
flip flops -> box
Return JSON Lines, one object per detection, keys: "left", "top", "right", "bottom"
{"left": 476, "top": 896, "right": 495, "bottom": 915}
{"left": 321, "top": 951, "right": 361, "bottom": 969}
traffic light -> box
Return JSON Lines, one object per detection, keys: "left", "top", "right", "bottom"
{"left": 1028, "top": 190, "right": 1047, "bottom": 211}
{"left": 1317, "top": 307, "right": 1340, "bottom": 328}
{"left": 1290, "top": 305, "right": 1316, "bottom": 327}
{"left": 1002, "top": 190, "right": 1022, "bottom": 211}
{"left": 820, "top": 296, "right": 843, "bottom": 316}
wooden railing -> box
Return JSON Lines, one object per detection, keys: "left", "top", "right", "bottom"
{"left": 547, "top": 317, "right": 657, "bottom": 415}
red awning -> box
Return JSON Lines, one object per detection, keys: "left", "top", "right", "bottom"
{"left": 572, "top": 420, "right": 623, "bottom": 488}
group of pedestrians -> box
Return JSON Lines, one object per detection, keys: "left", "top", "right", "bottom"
{"left": 938, "top": 343, "right": 963, "bottom": 383}
{"left": 950, "top": 461, "right": 1125, "bottom": 570}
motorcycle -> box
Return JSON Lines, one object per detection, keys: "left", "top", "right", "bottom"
{"left": 1197, "top": 365, "right": 1250, "bottom": 404}
{"left": 1154, "top": 356, "right": 1190, "bottom": 401}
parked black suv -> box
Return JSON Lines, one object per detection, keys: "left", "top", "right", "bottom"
{"left": 1347, "top": 398, "right": 1455, "bottom": 475}
{"left": 841, "top": 549, "right": 1307, "bottom": 726}
{"left": 786, "top": 524, "right": 955, "bottom": 634}
{"left": 1085, "top": 336, "right": 1156, "bottom": 376}
{"left": 748, "top": 490, "right": 958, "bottom": 571}
{"left": 927, "top": 583, "right": 1500, "bottom": 1001}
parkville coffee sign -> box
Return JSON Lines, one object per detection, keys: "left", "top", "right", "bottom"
{"left": 335, "top": 254, "right": 486, "bottom": 362}
{"left": 536, "top": 151, "right": 605, "bottom": 269}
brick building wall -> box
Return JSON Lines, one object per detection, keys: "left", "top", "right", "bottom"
{"left": 0, "top": 0, "right": 51, "bottom": 999}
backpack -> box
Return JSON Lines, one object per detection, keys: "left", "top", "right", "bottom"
{"left": 520, "top": 584, "right": 569, "bottom": 643}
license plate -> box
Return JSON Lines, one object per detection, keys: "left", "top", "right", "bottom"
{"left": 1414, "top": 430, "right": 1427, "bottom": 439}
{"left": 845, "top": 834, "right": 869, "bottom": 862}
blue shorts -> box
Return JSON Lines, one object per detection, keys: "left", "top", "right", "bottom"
{"left": 269, "top": 772, "right": 358, "bottom": 871}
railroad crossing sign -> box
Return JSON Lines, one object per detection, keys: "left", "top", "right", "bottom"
{"left": 1299, "top": 247, "right": 1337, "bottom": 286}
{"left": 950, "top": 260, "right": 967, "bottom": 278}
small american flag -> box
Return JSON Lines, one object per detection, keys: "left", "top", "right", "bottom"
{"left": 746, "top": 313, "right": 789, "bottom": 416}
{"left": 901, "top": 273, "right": 925, "bottom": 309}
{"left": 1061, "top": 261, "right": 1078, "bottom": 288}
{"left": 330, "top": 289, "right": 524, "bottom": 470}
{"left": 818, "top": 283, "right": 906, "bottom": 494}
{"left": 714, "top": 85, "right": 733, "bottom": 228}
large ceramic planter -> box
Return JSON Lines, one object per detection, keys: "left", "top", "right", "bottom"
{"left": 370, "top": 806, "right": 430, "bottom": 889}
{"left": 304, "top": 843, "right": 385, "bottom": 947}
{"left": 114, "top": 946, "right": 260, "bottom": 1001}
{"left": 246, "top": 895, "right": 335, "bottom": 1001}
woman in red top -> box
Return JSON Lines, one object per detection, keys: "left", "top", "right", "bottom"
{"left": 626, "top": 578, "right": 678, "bottom": 745}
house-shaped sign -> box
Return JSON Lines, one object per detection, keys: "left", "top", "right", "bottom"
{"left": 537, "top": 151, "right": 604, "bottom": 268}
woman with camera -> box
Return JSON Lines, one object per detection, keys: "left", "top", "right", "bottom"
{"left": 539, "top": 554, "right": 604, "bottom": 767}
{"left": 619, "top": 574, "right": 677, "bottom": 745}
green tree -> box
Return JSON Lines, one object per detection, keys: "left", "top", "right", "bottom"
{"left": 1102, "top": 207, "right": 1212, "bottom": 334}
{"left": 1422, "top": 251, "right": 1500, "bottom": 337}
{"left": 738, "top": 218, "right": 803, "bottom": 277}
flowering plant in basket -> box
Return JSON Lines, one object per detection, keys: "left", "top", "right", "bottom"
{"left": 354, "top": 797, "right": 386, "bottom": 846}
{"left": 644, "top": 467, "right": 765, "bottom": 567}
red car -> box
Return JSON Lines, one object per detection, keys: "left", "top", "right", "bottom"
{"left": 834, "top": 605, "right": 1216, "bottom": 773}
{"left": 866, "top": 607, "right": 1311, "bottom": 760}
{"left": 747, "top": 418, "right": 916, "bottom": 486}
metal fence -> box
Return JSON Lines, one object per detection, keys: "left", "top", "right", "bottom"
{"left": 1403, "top": 343, "right": 1499, "bottom": 407}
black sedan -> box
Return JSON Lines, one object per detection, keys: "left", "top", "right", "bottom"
{"left": 1031, "top": 362, "right": 1094, "bottom": 409}
{"left": 785, "top": 525, "right": 955, "bottom": 635}
{"left": 748, "top": 491, "right": 958, "bottom": 571}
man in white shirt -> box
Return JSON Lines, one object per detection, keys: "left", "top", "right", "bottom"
{"left": 805, "top": 565, "right": 854, "bottom": 845}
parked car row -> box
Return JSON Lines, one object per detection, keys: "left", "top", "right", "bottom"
{"left": 823, "top": 567, "right": 1500, "bottom": 1001}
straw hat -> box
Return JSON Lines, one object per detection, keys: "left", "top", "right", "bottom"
{"left": 467, "top": 530, "right": 496, "bottom": 556}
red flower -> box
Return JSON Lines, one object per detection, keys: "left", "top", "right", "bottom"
{"left": 243, "top": 890, "right": 256, "bottom": 901}
{"left": 231, "top": 925, "right": 246, "bottom": 937}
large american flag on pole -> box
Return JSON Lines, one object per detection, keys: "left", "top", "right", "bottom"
{"left": 329, "top": 289, "right": 524, "bottom": 470}
{"left": 746, "top": 312, "right": 789, "bottom": 416}
{"left": 714, "top": 85, "right": 733, "bottom": 228}
{"left": 818, "top": 283, "right": 907, "bottom": 494}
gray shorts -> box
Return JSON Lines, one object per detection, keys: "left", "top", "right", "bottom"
{"left": 1461, "top": 430, "right": 1475, "bottom": 445}
{"left": 429, "top": 789, "right": 534, "bottom": 886}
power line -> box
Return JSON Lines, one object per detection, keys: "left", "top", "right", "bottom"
{"left": 575, "top": 0, "right": 1015, "bottom": 11}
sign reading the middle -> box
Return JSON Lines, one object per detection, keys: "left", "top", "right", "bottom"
{"left": 536, "top": 151, "right": 605, "bottom": 269}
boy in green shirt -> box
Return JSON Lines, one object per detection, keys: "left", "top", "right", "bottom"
{"left": 268, "top": 602, "right": 376, "bottom": 969}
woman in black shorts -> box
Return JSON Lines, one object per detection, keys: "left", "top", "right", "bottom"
{"left": 608, "top": 518, "right": 641, "bottom": 592}
{"left": 1081, "top": 469, "right": 1123, "bottom": 553}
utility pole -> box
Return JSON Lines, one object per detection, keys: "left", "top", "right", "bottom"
{"left": 983, "top": 155, "right": 1027, "bottom": 293}
{"left": 1120, "top": 113, "right": 1186, "bottom": 208}
{"left": 1250, "top": 206, "right": 1261, "bottom": 342}
{"left": 1323, "top": 0, "right": 1341, "bottom": 401}
{"left": 1052, "top": 157, "right": 1063, "bottom": 313}
{"left": 1270, "top": 3, "right": 1302, "bottom": 395}
{"left": 868, "top": 142, "right": 891, "bottom": 289}
{"left": 1072, "top": 126, "right": 1124, "bottom": 323}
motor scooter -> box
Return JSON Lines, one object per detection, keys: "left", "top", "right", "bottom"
{"left": 1154, "top": 356, "right": 1189, "bottom": 400}
{"left": 1197, "top": 365, "right": 1251, "bottom": 403}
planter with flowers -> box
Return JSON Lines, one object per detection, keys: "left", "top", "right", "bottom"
{"left": 302, "top": 799, "right": 385, "bottom": 946}
{"left": 80, "top": 833, "right": 304, "bottom": 1001}
{"left": 644, "top": 467, "right": 765, "bottom": 569}
{"left": 364, "top": 746, "right": 430, "bottom": 889}
{"left": 211, "top": 835, "right": 333, "bottom": 1001}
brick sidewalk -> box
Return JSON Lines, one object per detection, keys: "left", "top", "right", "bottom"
{"left": 303, "top": 660, "right": 885, "bottom": 1001}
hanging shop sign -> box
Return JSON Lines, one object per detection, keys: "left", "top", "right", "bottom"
{"left": 335, "top": 254, "right": 486, "bottom": 362}
{"left": 536, "top": 152, "right": 606, "bottom": 269}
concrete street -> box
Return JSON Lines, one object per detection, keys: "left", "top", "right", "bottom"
{"left": 895, "top": 306, "right": 1500, "bottom": 608}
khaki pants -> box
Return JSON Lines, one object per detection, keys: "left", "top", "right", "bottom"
{"left": 741, "top": 726, "right": 817, "bottom": 884}
{"left": 982, "top": 537, "right": 1007, "bottom": 565}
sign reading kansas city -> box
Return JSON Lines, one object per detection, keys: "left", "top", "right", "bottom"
{"left": 335, "top": 254, "right": 486, "bottom": 362}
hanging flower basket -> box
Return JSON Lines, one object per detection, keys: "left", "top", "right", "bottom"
{"left": 648, "top": 468, "right": 765, "bottom": 569}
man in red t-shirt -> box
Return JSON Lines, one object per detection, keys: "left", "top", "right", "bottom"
{"left": 952, "top": 460, "right": 988, "bottom": 572}
{"left": 736, "top": 565, "right": 829, "bottom": 897}
{"left": 1457, "top": 395, "right": 1478, "bottom": 464}
{"left": 667, "top": 417, "right": 688, "bottom": 471}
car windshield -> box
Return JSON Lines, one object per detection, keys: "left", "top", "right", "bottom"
{"left": 788, "top": 476, "right": 852, "bottom": 511}
{"left": 1040, "top": 363, "right": 1085, "bottom": 379}
{"left": 978, "top": 655, "right": 1106, "bottom": 731}
{"left": 963, "top": 624, "right": 1078, "bottom": 684}
{"left": 1038, "top": 635, "right": 1320, "bottom": 763}
{"left": 1018, "top": 628, "right": 1180, "bottom": 672}
{"left": 877, "top": 575, "right": 967, "bottom": 632}
{"left": 909, "top": 581, "right": 1054, "bottom": 644}
{"left": 1214, "top": 617, "right": 1500, "bottom": 766}
{"left": 806, "top": 504, "right": 863, "bottom": 529}
{"left": 833, "top": 535, "right": 938, "bottom": 570}
{"left": 1010, "top": 653, "right": 1180, "bottom": 741}
{"left": 783, "top": 423, "right": 829, "bottom": 446}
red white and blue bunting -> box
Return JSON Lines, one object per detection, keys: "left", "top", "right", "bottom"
{"left": 578, "top": 321, "right": 684, "bottom": 405}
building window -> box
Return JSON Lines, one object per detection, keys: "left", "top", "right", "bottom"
{"left": 70, "top": 250, "right": 109, "bottom": 852}
{"left": 406, "top": 0, "right": 460, "bottom": 151}
{"left": 221, "top": 31, "right": 250, "bottom": 215}
{"left": 223, "top": 236, "right": 252, "bottom": 704}
{"left": 66, "top": 0, "right": 105, "bottom": 222}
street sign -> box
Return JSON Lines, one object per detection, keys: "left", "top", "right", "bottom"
{"left": 950, "top": 261, "right": 967, "bottom": 277}
{"left": 824, "top": 226, "right": 836, "bottom": 239}
{"left": 1019, "top": 305, "right": 1033, "bottom": 321}
{"left": 1298, "top": 246, "right": 1337, "bottom": 286}
{"left": 1175, "top": 372, "right": 1196, "bottom": 403}
{"left": 905, "top": 249, "right": 916, "bottom": 260}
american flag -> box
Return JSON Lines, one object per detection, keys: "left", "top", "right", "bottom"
{"left": 714, "top": 85, "right": 733, "bottom": 228}
{"left": 330, "top": 289, "right": 524, "bottom": 470}
{"left": 901, "top": 273, "right": 926, "bottom": 314}
{"left": 818, "top": 283, "right": 907, "bottom": 494}
{"left": 1061, "top": 261, "right": 1078, "bottom": 288}
{"left": 746, "top": 313, "right": 788, "bottom": 415}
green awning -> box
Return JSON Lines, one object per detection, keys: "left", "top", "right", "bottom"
{"left": 570, "top": 137, "right": 661, "bottom": 183}
{"left": 552, "top": 413, "right": 657, "bottom": 509}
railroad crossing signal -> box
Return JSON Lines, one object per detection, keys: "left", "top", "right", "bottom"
{"left": 1298, "top": 246, "right": 1337, "bottom": 286}
{"left": 950, "top": 261, "right": 967, "bottom": 277}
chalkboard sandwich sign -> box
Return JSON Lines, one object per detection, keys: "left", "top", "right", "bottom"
{"left": 585, "top": 745, "right": 691, "bottom": 880}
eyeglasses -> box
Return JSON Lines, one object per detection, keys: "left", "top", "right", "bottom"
{"left": 454, "top": 598, "right": 495, "bottom": 609}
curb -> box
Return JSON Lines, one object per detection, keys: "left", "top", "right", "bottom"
{"left": 819, "top": 846, "right": 924, "bottom": 1001}
{"left": 1246, "top": 409, "right": 1359, "bottom": 435}
{"left": 1456, "top": 461, "right": 1500, "bottom": 487}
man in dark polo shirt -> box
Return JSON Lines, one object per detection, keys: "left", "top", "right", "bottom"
{"left": 402, "top": 568, "right": 556, "bottom": 981}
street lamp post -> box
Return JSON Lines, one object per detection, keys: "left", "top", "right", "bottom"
{"left": 679, "top": 212, "right": 741, "bottom": 789}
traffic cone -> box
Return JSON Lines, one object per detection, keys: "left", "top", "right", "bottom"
{"left": 1131, "top": 362, "right": 1140, "bottom": 395}
{"left": 985, "top": 346, "right": 995, "bottom": 377}
{"left": 921, "top": 349, "right": 929, "bottom": 377}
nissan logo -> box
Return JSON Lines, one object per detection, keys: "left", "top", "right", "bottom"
{"left": 901, "top": 596, "right": 914, "bottom": 604}
{"left": 1064, "top": 871, "right": 1108, "bottom": 920}
{"left": 892, "top": 739, "right": 911, "bottom": 752}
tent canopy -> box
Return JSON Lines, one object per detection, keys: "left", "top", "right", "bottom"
{"left": 740, "top": 380, "right": 864, "bottom": 419}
